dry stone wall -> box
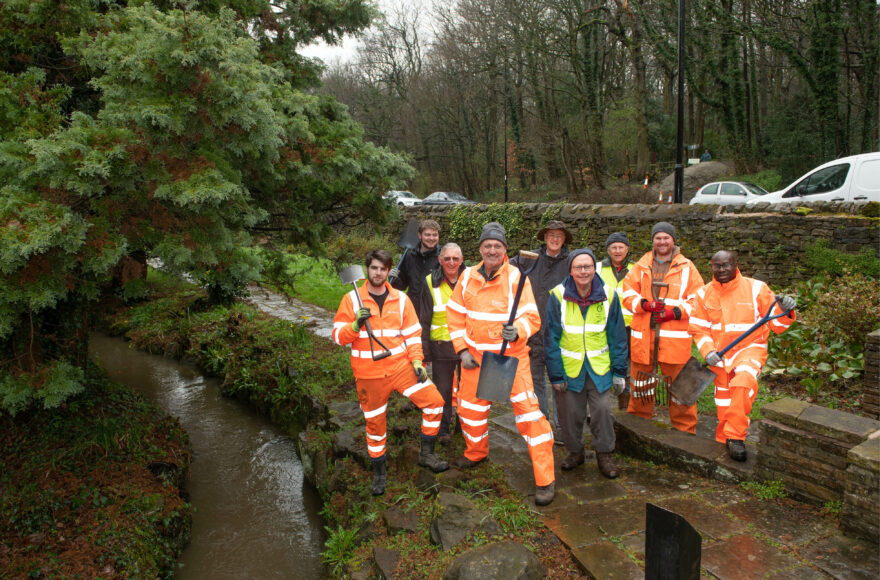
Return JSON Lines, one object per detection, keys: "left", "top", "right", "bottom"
{"left": 864, "top": 330, "right": 880, "bottom": 420}
{"left": 400, "top": 202, "right": 879, "bottom": 286}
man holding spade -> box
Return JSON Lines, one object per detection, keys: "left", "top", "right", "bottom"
{"left": 332, "top": 249, "right": 449, "bottom": 496}
{"left": 445, "top": 222, "right": 556, "bottom": 506}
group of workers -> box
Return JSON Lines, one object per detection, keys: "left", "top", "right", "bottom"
{"left": 332, "top": 218, "right": 797, "bottom": 506}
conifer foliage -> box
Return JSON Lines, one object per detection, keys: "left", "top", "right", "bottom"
{"left": 0, "top": 1, "right": 412, "bottom": 413}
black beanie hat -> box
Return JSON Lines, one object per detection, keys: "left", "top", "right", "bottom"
{"left": 567, "top": 248, "right": 597, "bottom": 272}
{"left": 605, "top": 231, "right": 630, "bottom": 249}
{"left": 479, "top": 222, "right": 508, "bottom": 247}
{"left": 651, "top": 222, "right": 676, "bottom": 241}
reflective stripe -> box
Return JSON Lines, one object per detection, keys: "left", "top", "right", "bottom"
{"left": 333, "top": 321, "right": 349, "bottom": 328}
{"left": 368, "top": 443, "right": 385, "bottom": 453}
{"left": 466, "top": 310, "right": 510, "bottom": 321}
{"left": 351, "top": 345, "right": 407, "bottom": 358}
{"left": 751, "top": 279, "right": 761, "bottom": 320}
{"left": 621, "top": 289, "right": 640, "bottom": 299}
{"left": 422, "top": 419, "right": 441, "bottom": 428}
{"left": 724, "top": 323, "right": 753, "bottom": 332}
{"left": 403, "top": 337, "right": 421, "bottom": 348}
{"left": 367, "top": 432, "right": 386, "bottom": 441}
{"left": 464, "top": 335, "right": 505, "bottom": 352}
{"left": 560, "top": 347, "right": 584, "bottom": 361}
{"left": 769, "top": 319, "right": 791, "bottom": 329}
{"left": 362, "top": 404, "right": 388, "bottom": 419}
{"left": 422, "top": 406, "right": 444, "bottom": 415}
{"left": 658, "top": 330, "right": 691, "bottom": 339}
{"left": 715, "top": 386, "right": 729, "bottom": 393}
{"left": 459, "top": 415, "right": 489, "bottom": 427}
{"left": 460, "top": 399, "right": 491, "bottom": 412}
{"left": 522, "top": 432, "right": 554, "bottom": 447}
{"left": 690, "top": 317, "right": 712, "bottom": 328}
{"left": 664, "top": 298, "right": 685, "bottom": 307}
{"left": 401, "top": 323, "right": 421, "bottom": 336}
{"left": 587, "top": 346, "right": 609, "bottom": 358}
{"left": 449, "top": 329, "right": 466, "bottom": 339}
{"left": 403, "top": 381, "right": 430, "bottom": 397}
{"left": 510, "top": 391, "right": 534, "bottom": 404}
{"left": 463, "top": 430, "right": 489, "bottom": 443}
{"left": 679, "top": 265, "right": 690, "bottom": 302}
{"left": 734, "top": 365, "right": 759, "bottom": 378}
{"left": 715, "top": 398, "right": 731, "bottom": 407}
{"left": 631, "top": 330, "right": 643, "bottom": 340}
{"left": 446, "top": 299, "right": 467, "bottom": 313}
{"left": 695, "top": 336, "right": 713, "bottom": 350}
{"left": 519, "top": 319, "right": 532, "bottom": 339}
{"left": 515, "top": 410, "right": 545, "bottom": 423}
{"left": 563, "top": 323, "right": 606, "bottom": 333}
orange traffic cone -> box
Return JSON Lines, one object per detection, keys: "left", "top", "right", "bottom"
{"left": 667, "top": 192, "right": 673, "bottom": 204}
{"left": 643, "top": 174, "right": 649, "bottom": 189}
{"left": 657, "top": 190, "right": 664, "bottom": 204}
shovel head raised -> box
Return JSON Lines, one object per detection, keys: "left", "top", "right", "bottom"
{"left": 339, "top": 264, "right": 366, "bottom": 286}
{"left": 667, "top": 357, "right": 716, "bottom": 406}
{"left": 476, "top": 352, "right": 518, "bottom": 402}
{"left": 397, "top": 219, "right": 421, "bottom": 251}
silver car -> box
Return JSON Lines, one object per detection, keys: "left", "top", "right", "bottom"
{"left": 421, "top": 191, "right": 475, "bottom": 205}
{"left": 383, "top": 190, "right": 421, "bottom": 207}
{"left": 689, "top": 181, "right": 770, "bottom": 205}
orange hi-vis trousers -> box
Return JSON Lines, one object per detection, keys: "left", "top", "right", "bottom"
{"left": 628, "top": 361, "right": 697, "bottom": 434}
{"left": 457, "top": 349, "right": 555, "bottom": 487}
{"left": 710, "top": 360, "right": 761, "bottom": 443}
{"left": 355, "top": 364, "right": 445, "bottom": 460}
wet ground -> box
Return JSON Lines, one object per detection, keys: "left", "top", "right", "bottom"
{"left": 247, "top": 286, "right": 880, "bottom": 579}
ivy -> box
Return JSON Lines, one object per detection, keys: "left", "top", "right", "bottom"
{"left": 448, "top": 203, "right": 526, "bottom": 257}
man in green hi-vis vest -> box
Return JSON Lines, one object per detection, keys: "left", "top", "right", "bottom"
{"left": 545, "top": 248, "right": 629, "bottom": 479}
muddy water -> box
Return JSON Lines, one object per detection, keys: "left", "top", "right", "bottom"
{"left": 89, "top": 333, "right": 325, "bottom": 578}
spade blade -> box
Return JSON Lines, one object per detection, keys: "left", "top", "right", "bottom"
{"left": 476, "top": 352, "right": 518, "bottom": 402}
{"left": 667, "top": 357, "right": 715, "bottom": 406}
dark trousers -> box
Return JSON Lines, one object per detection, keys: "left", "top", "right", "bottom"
{"left": 431, "top": 357, "right": 458, "bottom": 436}
{"left": 557, "top": 374, "right": 615, "bottom": 454}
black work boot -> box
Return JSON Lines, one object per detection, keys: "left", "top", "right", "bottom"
{"left": 535, "top": 482, "right": 556, "bottom": 506}
{"left": 726, "top": 439, "right": 747, "bottom": 462}
{"left": 418, "top": 437, "right": 449, "bottom": 473}
{"left": 371, "top": 458, "right": 387, "bottom": 496}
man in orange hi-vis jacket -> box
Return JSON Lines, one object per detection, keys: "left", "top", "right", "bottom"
{"left": 446, "top": 222, "right": 557, "bottom": 506}
{"left": 620, "top": 222, "right": 704, "bottom": 433}
{"left": 688, "top": 250, "right": 797, "bottom": 461}
{"left": 333, "top": 249, "right": 448, "bottom": 496}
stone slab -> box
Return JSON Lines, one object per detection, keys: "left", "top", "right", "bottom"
{"left": 566, "top": 479, "right": 628, "bottom": 504}
{"left": 766, "top": 565, "right": 832, "bottom": 580}
{"left": 656, "top": 496, "right": 746, "bottom": 540}
{"left": 797, "top": 405, "right": 879, "bottom": 445}
{"left": 799, "top": 534, "right": 880, "bottom": 580}
{"left": 373, "top": 547, "right": 400, "bottom": 580}
{"left": 701, "top": 533, "right": 801, "bottom": 579}
{"left": 847, "top": 438, "right": 880, "bottom": 471}
{"left": 619, "top": 463, "right": 712, "bottom": 499}
{"left": 725, "top": 500, "right": 834, "bottom": 548}
{"left": 542, "top": 510, "right": 606, "bottom": 549}
{"left": 700, "top": 486, "right": 754, "bottom": 507}
{"left": 760, "top": 398, "right": 811, "bottom": 427}
{"left": 570, "top": 540, "right": 644, "bottom": 579}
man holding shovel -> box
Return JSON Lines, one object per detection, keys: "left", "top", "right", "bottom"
{"left": 688, "top": 250, "right": 796, "bottom": 461}
{"left": 545, "top": 248, "right": 629, "bottom": 478}
{"left": 332, "top": 249, "right": 449, "bottom": 496}
{"left": 390, "top": 219, "right": 441, "bottom": 310}
{"left": 446, "top": 222, "right": 557, "bottom": 506}
{"left": 621, "top": 222, "right": 704, "bottom": 433}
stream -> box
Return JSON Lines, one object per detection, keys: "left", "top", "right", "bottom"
{"left": 89, "top": 333, "right": 325, "bottom": 578}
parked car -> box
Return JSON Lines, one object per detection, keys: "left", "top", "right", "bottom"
{"left": 689, "top": 181, "right": 770, "bottom": 205}
{"left": 746, "top": 152, "right": 880, "bottom": 205}
{"left": 421, "top": 191, "right": 475, "bottom": 205}
{"left": 383, "top": 190, "right": 421, "bottom": 207}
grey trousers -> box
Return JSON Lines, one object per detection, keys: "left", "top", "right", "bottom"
{"left": 557, "top": 374, "right": 615, "bottom": 454}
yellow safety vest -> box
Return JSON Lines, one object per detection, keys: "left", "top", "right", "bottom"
{"left": 551, "top": 283, "right": 612, "bottom": 378}
{"left": 599, "top": 261, "right": 634, "bottom": 326}
{"left": 427, "top": 273, "right": 454, "bottom": 341}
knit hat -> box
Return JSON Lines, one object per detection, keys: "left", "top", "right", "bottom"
{"left": 567, "top": 247, "right": 597, "bottom": 272}
{"left": 605, "top": 231, "right": 630, "bottom": 249}
{"left": 651, "top": 222, "right": 676, "bottom": 241}
{"left": 479, "top": 222, "right": 507, "bottom": 247}
{"left": 537, "top": 220, "right": 573, "bottom": 245}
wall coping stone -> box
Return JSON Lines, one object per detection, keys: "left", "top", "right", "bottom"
{"left": 847, "top": 439, "right": 880, "bottom": 471}
{"left": 760, "top": 398, "right": 811, "bottom": 427}
{"left": 796, "top": 406, "right": 880, "bottom": 444}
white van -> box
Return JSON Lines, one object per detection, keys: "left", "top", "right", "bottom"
{"left": 746, "top": 152, "right": 880, "bottom": 205}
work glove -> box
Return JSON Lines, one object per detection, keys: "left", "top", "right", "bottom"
{"left": 389, "top": 267, "right": 401, "bottom": 280}
{"left": 652, "top": 306, "right": 681, "bottom": 324}
{"left": 612, "top": 376, "right": 626, "bottom": 396}
{"left": 551, "top": 382, "right": 567, "bottom": 394}
{"left": 460, "top": 350, "right": 480, "bottom": 370}
{"left": 705, "top": 351, "right": 722, "bottom": 366}
{"left": 500, "top": 324, "right": 519, "bottom": 342}
{"left": 350, "top": 307, "right": 372, "bottom": 332}
{"left": 640, "top": 299, "right": 666, "bottom": 313}
{"left": 412, "top": 360, "right": 429, "bottom": 383}
{"left": 778, "top": 294, "right": 797, "bottom": 312}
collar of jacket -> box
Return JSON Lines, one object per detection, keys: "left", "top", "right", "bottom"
{"left": 562, "top": 274, "right": 606, "bottom": 306}
{"left": 709, "top": 268, "right": 744, "bottom": 291}
{"left": 419, "top": 245, "right": 440, "bottom": 258}
{"left": 430, "top": 262, "right": 465, "bottom": 288}
{"left": 476, "top": 255, "right": 509, "bottom": 282}
{"left": 600, "top": 256, "right": 631, "bottom": 271}
{"left": 360, "top": 280, "right": 399, "bottom": 302}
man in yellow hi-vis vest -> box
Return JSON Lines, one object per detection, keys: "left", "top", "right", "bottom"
{"left": 416, "top": 243, "right": 466, "bottom": 445}
{"left": 545, "top": 248, "right": 629, "bottom": 478}
{"left": 599, "top": 232, "right": 635, "bottom": 410}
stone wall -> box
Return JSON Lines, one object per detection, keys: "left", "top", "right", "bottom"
{"left": 400, "top": 202, "right": 879, "bottom": 286}
{"left": 864, "top": 330, "right": 880, "bottom": 420}
{"left": 756, "top": 398, "right": 880, "bottom": 542}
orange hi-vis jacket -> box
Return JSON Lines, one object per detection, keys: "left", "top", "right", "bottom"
{"left": 446, "top": 256, "right": 541, "bottom": 359}
{"left": 621, "top": 250, "right": 704, "bottom": 365}
{"left": 688, "top": 269, "right": 796, "bottom": 374}
{"left": 332, "top": 282, "right": 424, "bottom": 379}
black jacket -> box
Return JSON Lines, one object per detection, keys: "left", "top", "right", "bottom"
{"left": 513, "top": 244, "right": 571, "bottom": 353}
{"left": 415, "top": 263, "right": 465, "bottom": 362}
{"left": 391, "top": 245, "right": 440, "bottom": 308}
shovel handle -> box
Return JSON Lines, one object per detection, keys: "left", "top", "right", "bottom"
{"left": 349, "top": 282, "right": 392, "bottom": 358}
{"left": 717, "top": 296, "right": 794, "bottom": 357}
{"left": 498, "top": 251, "right": 539, "bottom": 356}
{"left": 388, "top": 248, "right": 409, "bottom": 284}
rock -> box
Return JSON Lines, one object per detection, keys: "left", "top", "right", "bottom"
{"left": 416, "top": 467, "right": 440, "bottom": 493}
{"left": 383, "top": 506, "right": 419, "bottom": 534}
{"left": 373, "top": 547, "right": 400, "bottom": 579}
{"left": 442, "top": 540, "right": 546, "bottom": 580}
{"left": 328, "top": 401, "right": 362, "bottom": 430}
{"left": 333, "top": 427, "right": 370, "bottom": 467}
{"left": 399, "top": 442, "right": 420, "bottom": 467}
{"left": 430, "top": 491, "right": 503, "bottom": 551}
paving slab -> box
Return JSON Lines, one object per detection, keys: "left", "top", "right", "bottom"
{"left": 618, "top": 463, "right": 712, "bottom": 498}
{"left": 570, "top": 540, "right": 644, "bottom": 579}
{"left": 702, "top": 533, "right": 801, "bottom": 579}
{"left": 798, "top": 534, "right": 880, "bottom": 580}
{"left": 726, "top": 499, "right": 835, "bottom": 548}
{"left": 700, "top": 485, "right": 754, "bottom": 507}
{"left": 565, "top": 478, "right": 628, "bottom": 504}
{"left": 542, "top": 509, "right": 606, "bottom": 549}
{"left": 656, "top": 496, "right": 747, "bottom": 540}
{"left": 767, "top": 565, "right": 833, "bottom": 580}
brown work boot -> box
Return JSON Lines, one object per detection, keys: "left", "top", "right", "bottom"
{"left": 561, "top": 449, "right": 585, "bottom": 471}
{"left": 726, "top": 439, "right": 747, "bottom": 462}
{"left": 454, "top": 455, "right": 486, "bottom": 469}
{"left": 535, "top": 482, "right": 555, "bottom": 506}
{"left": 596, "top": 452, "right": 620, "bottom": 479}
